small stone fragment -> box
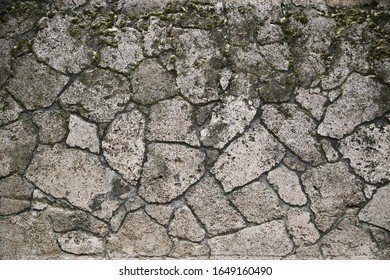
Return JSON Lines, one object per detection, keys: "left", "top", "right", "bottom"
{"left": 170, "top": 240, "right": 210, "bottom": 259}
{"left": 57, "top": 231, "right": 104, "bottom": 255}
{"left": 286, "top": 208, "right": 320, "bottom": 245}
{"left": 0, "top": 174, "right": 31, "bottom": 215}
{"left": 0, "top": 90, "right": 22, "bottom": 126}
{"left": 169, "top": 206, "right": 205, "bottom": 242}
{"left": 32, "top": 110, "right": 68, "bottom": 144}
{"left": 321, "top": 139, "right": 339, "bottom": 162}
{"left": 67, "top": 115, "right": 100, "bottom": 153}
{"left": 145, "top": 204, "right": 174, "bottom": 225}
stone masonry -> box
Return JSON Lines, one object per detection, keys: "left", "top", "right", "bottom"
{"left": 0, "top": 0, "right": 390, "bottom": 259}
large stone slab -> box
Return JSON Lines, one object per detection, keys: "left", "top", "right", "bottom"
{"left": 67, "top": 114, "right": 100, "bottom": 153}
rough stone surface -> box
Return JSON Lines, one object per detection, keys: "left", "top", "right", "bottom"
{"left": 170, "top": 240, "right": 210, "bottom": 259}
{"left": 0, "top": 90, "right": 23, "bottom": 126}
{"left": 169, "top": 206, "right": 205, "bottom": 242}
{"left": 67, "top": 115, "right": 100, "bottom": 153}
{"left": 57, "top": 231, "right": 104, "bottom": 255}
{"left": 145, "top": 204, "right": 174, "bottom": 225}
{"left": 32, "top": 110, "right": 68, "bottom": 144}
{"left": 0, "top": 174, "right": 31, "bottom": 215}
{"left": 295, "top": 87, "right": 327, "bottom": 121}
{"left": 0, "top": 39, "right": 12, "bottom": 87}
{"left": 286, "top": 208, "right": 320, "bottom": 245}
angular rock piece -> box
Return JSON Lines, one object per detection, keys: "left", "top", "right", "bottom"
{"left": 185, "top": 176, "right": 245, "bottom": 236}
{"left": 262, "top": 104, "right": 322, "bottom": 165}
{"left": 107, "top": 211, "right": 172, "bottom": 258}
{"left": 131, "top": 59, "right": 177, "bottom": 104}
{"left": 67, "top": 115, "right": 99, "bottom": 153}
{"left": 0, "top": 174, "right": 31, "bottom": 215}
{"left": 318, "top": 73, "right": 390, "bottom": 139}
{"left": 301, "top": 162, "right": 366, "bottom": 232}
{"left": 286, "top": 208, "right": 320, "bottom": 245}
{"left": 145, "top": 204, "right": 174, "bottom": 225}
{"left": 267, "top": 165, "right": 307, "bottom": 206}
{"left": 7, "top": 54, "right": 68, "bottom": 110}
{"left": 209, "top": 220, "right": 294, "bottom": 258}
{"left": 0, "top": 119, "right": 36, "bottom": 177}
{"left": 32, "top": 110, "right": 68, "bottom": 144}
{"left": 359, "top": 184, "right": 390, "bottom": 231}
{"left": 60, "top": 68, "right": 131, "bottom": 122}
{"left": 0, "top": 90, "right": 23, "bottom": 126}
{"left": 231, "top": 181, "right": 284, "bottom": 224}
{"left": 169, "top": 206, "right": 205, "bottom": 242}
{"left": 340, "top": 124, "right": 390, "bottom": 184}
{"left": 170, "top": 240, "right": 210, "bottom": 259}
{"left": 57, "top": 231, "right": 104, "bottom": 255}
{"left": 139, "top": 143, "right": 205, "bottom": 203}
{"left": 0, "top": 212, "right": 61, "bottom": 259}
{"left": 212, "top": 123, "right": 285, "bottom": 192}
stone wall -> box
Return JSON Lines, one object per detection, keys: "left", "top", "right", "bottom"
{"left": 0, "top": 0, "right": 389, "bottom": 259}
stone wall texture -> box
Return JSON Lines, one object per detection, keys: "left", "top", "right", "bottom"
{"left": 0, "top": 0, "right": 390, "bottom": 259}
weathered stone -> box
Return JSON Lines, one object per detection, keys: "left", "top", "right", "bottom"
{"left": 295, "top": 87, "right": 327, "bottom": 121}
{"left": 282, "top": 152, "right": 307, "bottom": 172}
{"left": 110, "top": 206, "right": 127, "bottom": 232}
{"left": 259, "top": 72, "right": 295, "bottom": 103}
{"left": 7, "top": 54, "right": 68, "bottom": 110}
{"left": 0, "top": 39, "right": 12, "bottom": 87}
{"left": 60, "top": 68, "right": 131, "bottom": 122}
{"left": 170, "top": 240, "right": 210, "bottom": 259}
{"left": 262, "top": 104, "right": 322, "bottom": 165}
{"left": 287, "top": 208, "right": 320, "bottom": 245}
{"left": 340, "top": 124, "right": 390, "bottom": 184}
{"left": 285, "top": 244, "right": 323, "bottom": 260}
{"left": 107, "top": 211, "right": 172, "bottom": 258}
{"left": 147, "top": 98, "right": 199, "bottom": 146}
{"left": 301, "top": 162, "right": 366, "bottom": 232}
{"left": 321, "top": 139, "right": 339, "bottom": 162}
{"left": 267, "top": 165, "right": 307, "bottom": 206}
{"left": 53, "top": 0, "right": 87, "bottom": 10}
{"left": 122, "top": 0, "right": 185, "bottom": 18}
{"left": 145, "top": 204, "right": 174, "bottom": 225}
{"left": 32, "top": 110, "right": 68, "bottom": 144}
{"left": 57, "top": 231, "right": 104, "bottom": 255}
{"left": 0, "top": 212, "right": 61, "bottom": 259}
{"left": 256, "top": 21, "right": 284, "bottom": 44}
{"left": 318, "top": 73, "right": 390, "bottom": 139}
{"left": 0, "top": 90, "right": 22, "bottom": 126}
{"left": 0, "top": 119, "right": 36, "bottom": 177}
{"left": 374, "top": 58, "right": 390, "bottom": 84}
{"left": 32, "top": 189, "right": 51, "bottom": 211}
{"left": 359, "top": 184, "right": 390, "bottom": 231}
{"left": 212, "top": 123, "right": 285, "bottom": 192}
{"left": 258, "top": 43, "right": 290, "bottom": 71}
{"left": 99, "top": 28, "right": 144, "bottom": 73}
{"left": 143, "top": 17, "right": 172, "bottom": 57}
{"left": 67, "top": 115, "right": 100, "bottom": 153}
{"left": 0, "top": 174, "right": 31, "bottom": 215}
{"left": 131, "top": 59, "right": 177, "bottom": 105}
{"left": 26, "top": 144, "right": 124, "bottom": 220}
{"left": 169, "top": 206, "right": 205, "bottom": 242}
{"left": 185, "top": 176, "right": 245, "bottom": 236}
{"left": 139, "top": 143, "right": 205, "bottom": 203}
{"left": 209, "top": 220, "right": 294, "bottom": 258}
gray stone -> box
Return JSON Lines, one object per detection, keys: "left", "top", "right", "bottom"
{"left": 258, "top": 43, "right": 290, "bottom": 71}
{"left": 301, "top": 162, "right": 366, "bottom": 232}
{"left": 340, "top": 124, "right": 390, "bottom": 184}
{"left": 185, "top": 176, "right": 245, "bottom": 236}
{"left": 124, "top": 195, "right": 144, "bottom": 212}
{"left": 169, "top": 206, "right": 205, "bottom": 242}
{"left": 32, "top": 110, "right": 68, "bottom": 144}
{"left": 0, "top": 39, "right": 12, "bottom": 87}
{"left": 285, "top": 244, "right": 323, "bottom": 260}
{"left": 145, "top": 204, "right": 174, "bottom": 225}
{"left": 295, "top": 87, "right": 327, "bottom": 121}
{"left": 231, "top": 181, "right": 284, "bottom": 224}
{"left": 282, "top": 152, "right": 307, "bottom": 172}
{"left": 107, "top": 211, "right": 172, "bottom": 258}
{"left": 0, "top": 212, "right": 61, "bottom": 259}
{"left": 143, "top": 17, "right": 172, "bottom": 57}
{"left": 60, "top": 68, "right": 131, "bottom": 122}
{"left": 32, "top": 189, "right": 51, "bottom": 211}
{"left": 57, "top": 231, "right": 104, "bottom": 255}
{"left": 0, "top": 90, "right": 23, "bottom": 126}
{"left": 7, "top": 54, "right": 68, "bottom": 110}
{"left": 67, "top": 115, "right": 100, "bottom": 153}
{"left": 131, "top": 59, "right": 177, "bottom": 105}
{"left": 122, "top": 0, "right": 185, "bottom": 18}
{"left": 0, "top": 119, "right": 36, "bottom": 177}
{"left": 110, "top": 206, "right": 127, "bottom": 232}
{"left": 170, "top": 240, "right": 210, "bottom": 259}
{"left": 267, "top": 165, "right": 307, "bottom": 206}
{"left": 209, "top": 220, "right": 294, "bottom": 258}
{"left": 139, "top": 143, "right": 205, "bottom": 203}
{"left": 53, "top": 0, "right": 87, "bottom": 10}
{"left": 99, "top": 28, "right": 144, "bottom": 73}
{"left": 0, "top": 174, "right": 31, "bottom": 215}
{"left": 374, "top": 58, "right": 390, "bottom": 84}
{"left": 359, "top": 184, "right": 390, "bottom": 231}
{"left": 147, "top": 98, "right": 199, "bottom": 146}
{"left": 259, "top": 72, "right": 296, "bottom": 103}
{"left": 286, "top": 208, "right": 320, "bottom": 245}
{"left": 321, "top": 139, "right": 339, "bottom": 162}
{"left": 212, "top": 123, "right": 285, "bottom": 192}
{"left": 256, "top": 21, "right": 284, "bottom": 44}
{"left": 318, "top": 73, "right": 390, "bottom": 139}
{"left": 262, "top": 104, "right": 322, "bottom": 165}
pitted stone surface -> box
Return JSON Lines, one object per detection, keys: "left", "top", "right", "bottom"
{"left": 295, "top": 87, "right": 327, "bottom": 121}
{"left": 286, "top": 208, "right": 320, "bottom": 245}
{"left": 212, "top": 123, "right": 285, "bottom": 192}
{"left": 170, "top": 240, "right": 210, "bottom": 259}
{"left": 0, "top": 174, "right": 31, "bottom": 215}
{"left": 67, "top": 115, "right": 100, "bottom": 153}
{"left": 145, "top": 204, "right": 174, "bottom": 225}
{"left": 169, "top": 206, "right": 205, "bottom": 242}
{"left": 0, "top": 39, "right": 12, "bottom": 87}
{"left": 57, "top": 231, "right": 104, "bottom": 255}
{"left": 0, "top": 90, "right": 23, "bottom": 126}
{"left": 32, "top": 110, "right": 68, "bottom": 144}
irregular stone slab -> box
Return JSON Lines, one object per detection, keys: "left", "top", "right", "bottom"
{"left": 0, "top": 174, "right": 31, "bottom": 215}
{"left": 267, "top": 165, "right": 307, "bottom": 206}
{"left": 212, "top": 123, "right": 285, "bottom": 192}
{"left": 262, "top": 104, "right": 322, "bottom": 165}
{"left": 185, "top": 176, "right": 245, "bottom": 236}
{"left": 287, "top": 208, "right": 320, "bottom": 245}
{"left": 107, "top": 211, "right": 172, "bottom": 258}
{"left": 209, "top": 220, "right": 294, "bottom": 258}
{"left": 169, "top": 206, "right": 205, "bottom": 242}
{"left": 231, "top": 181, "right": 284, "bottom": 224}
{"left": 99, "top": 28, "right": 144, "bottom": 73}
{"left": 60, "top": 68, "right": 131, "bottom": 122}
{"left": 0, "top": 90, "right": 23, "bottom": 126}
{"left": 170, "top": 240, "right": 210, "bottom": 259}
{"left": 32, "top": 110, "right": 68, "bottom": 144}
{"left": 359, "top": 184, "right": 390, "bottom": 231}
{"left": 33, "top": 14, "right": 91, "bottom": 73}
{"left": 147, "top": 98, "right": 199, "bottom": 146}
{"left": 131, "top": 59, "right": 177, "bottom": 105}
{"left": 285, "top": 244, "right": 323, "bottom": 260}
{"left": 145, "top": 204, "right": 174, "bottom": 225}
{"left": 259, "top": 72, "right": 295, "bottom": 103}
{"left": 301, "top": 162, "right": 366, "bottom": 232}
{"left": 295, "top": 87, "right": 327, "bottom": 121}
{"left": 340, "top": 124, "right": 390, "bottom": 184}
{"left": 139, "top": 143, "right": 205, "bottom": 203}
{"left": 0, "top": 39, "right": 12, "bottom": 87}
{"left": 67, "top": 115, "right": 100, "bottom": 153}
{"left": 0, "top": 119, "right": 36, "bottom": 177}
{"left": 321, "top": 139, "right": 339, "bottom": 162}
{"left": 57, "top": 231, "right": 104, "bottom": 255}
{"left": 7, "top": 54, "right": 68, "bottom": 110}
{"left": 143, "top": 17, "right": 172, "bottom": 57}
{"left": 318, "top": 73, "right": 390, "bottom": 139}
{"left": 102, "top": 110, "right": 145, "bottom": 185}
{"left": 256, "top": 21, "right": 284, "bottom": 45}
{"left": 0, "top": 212, "right": 61, "bottom": 259}
{"left": 26, "top": 144, "right": 124, "bottom": 220}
